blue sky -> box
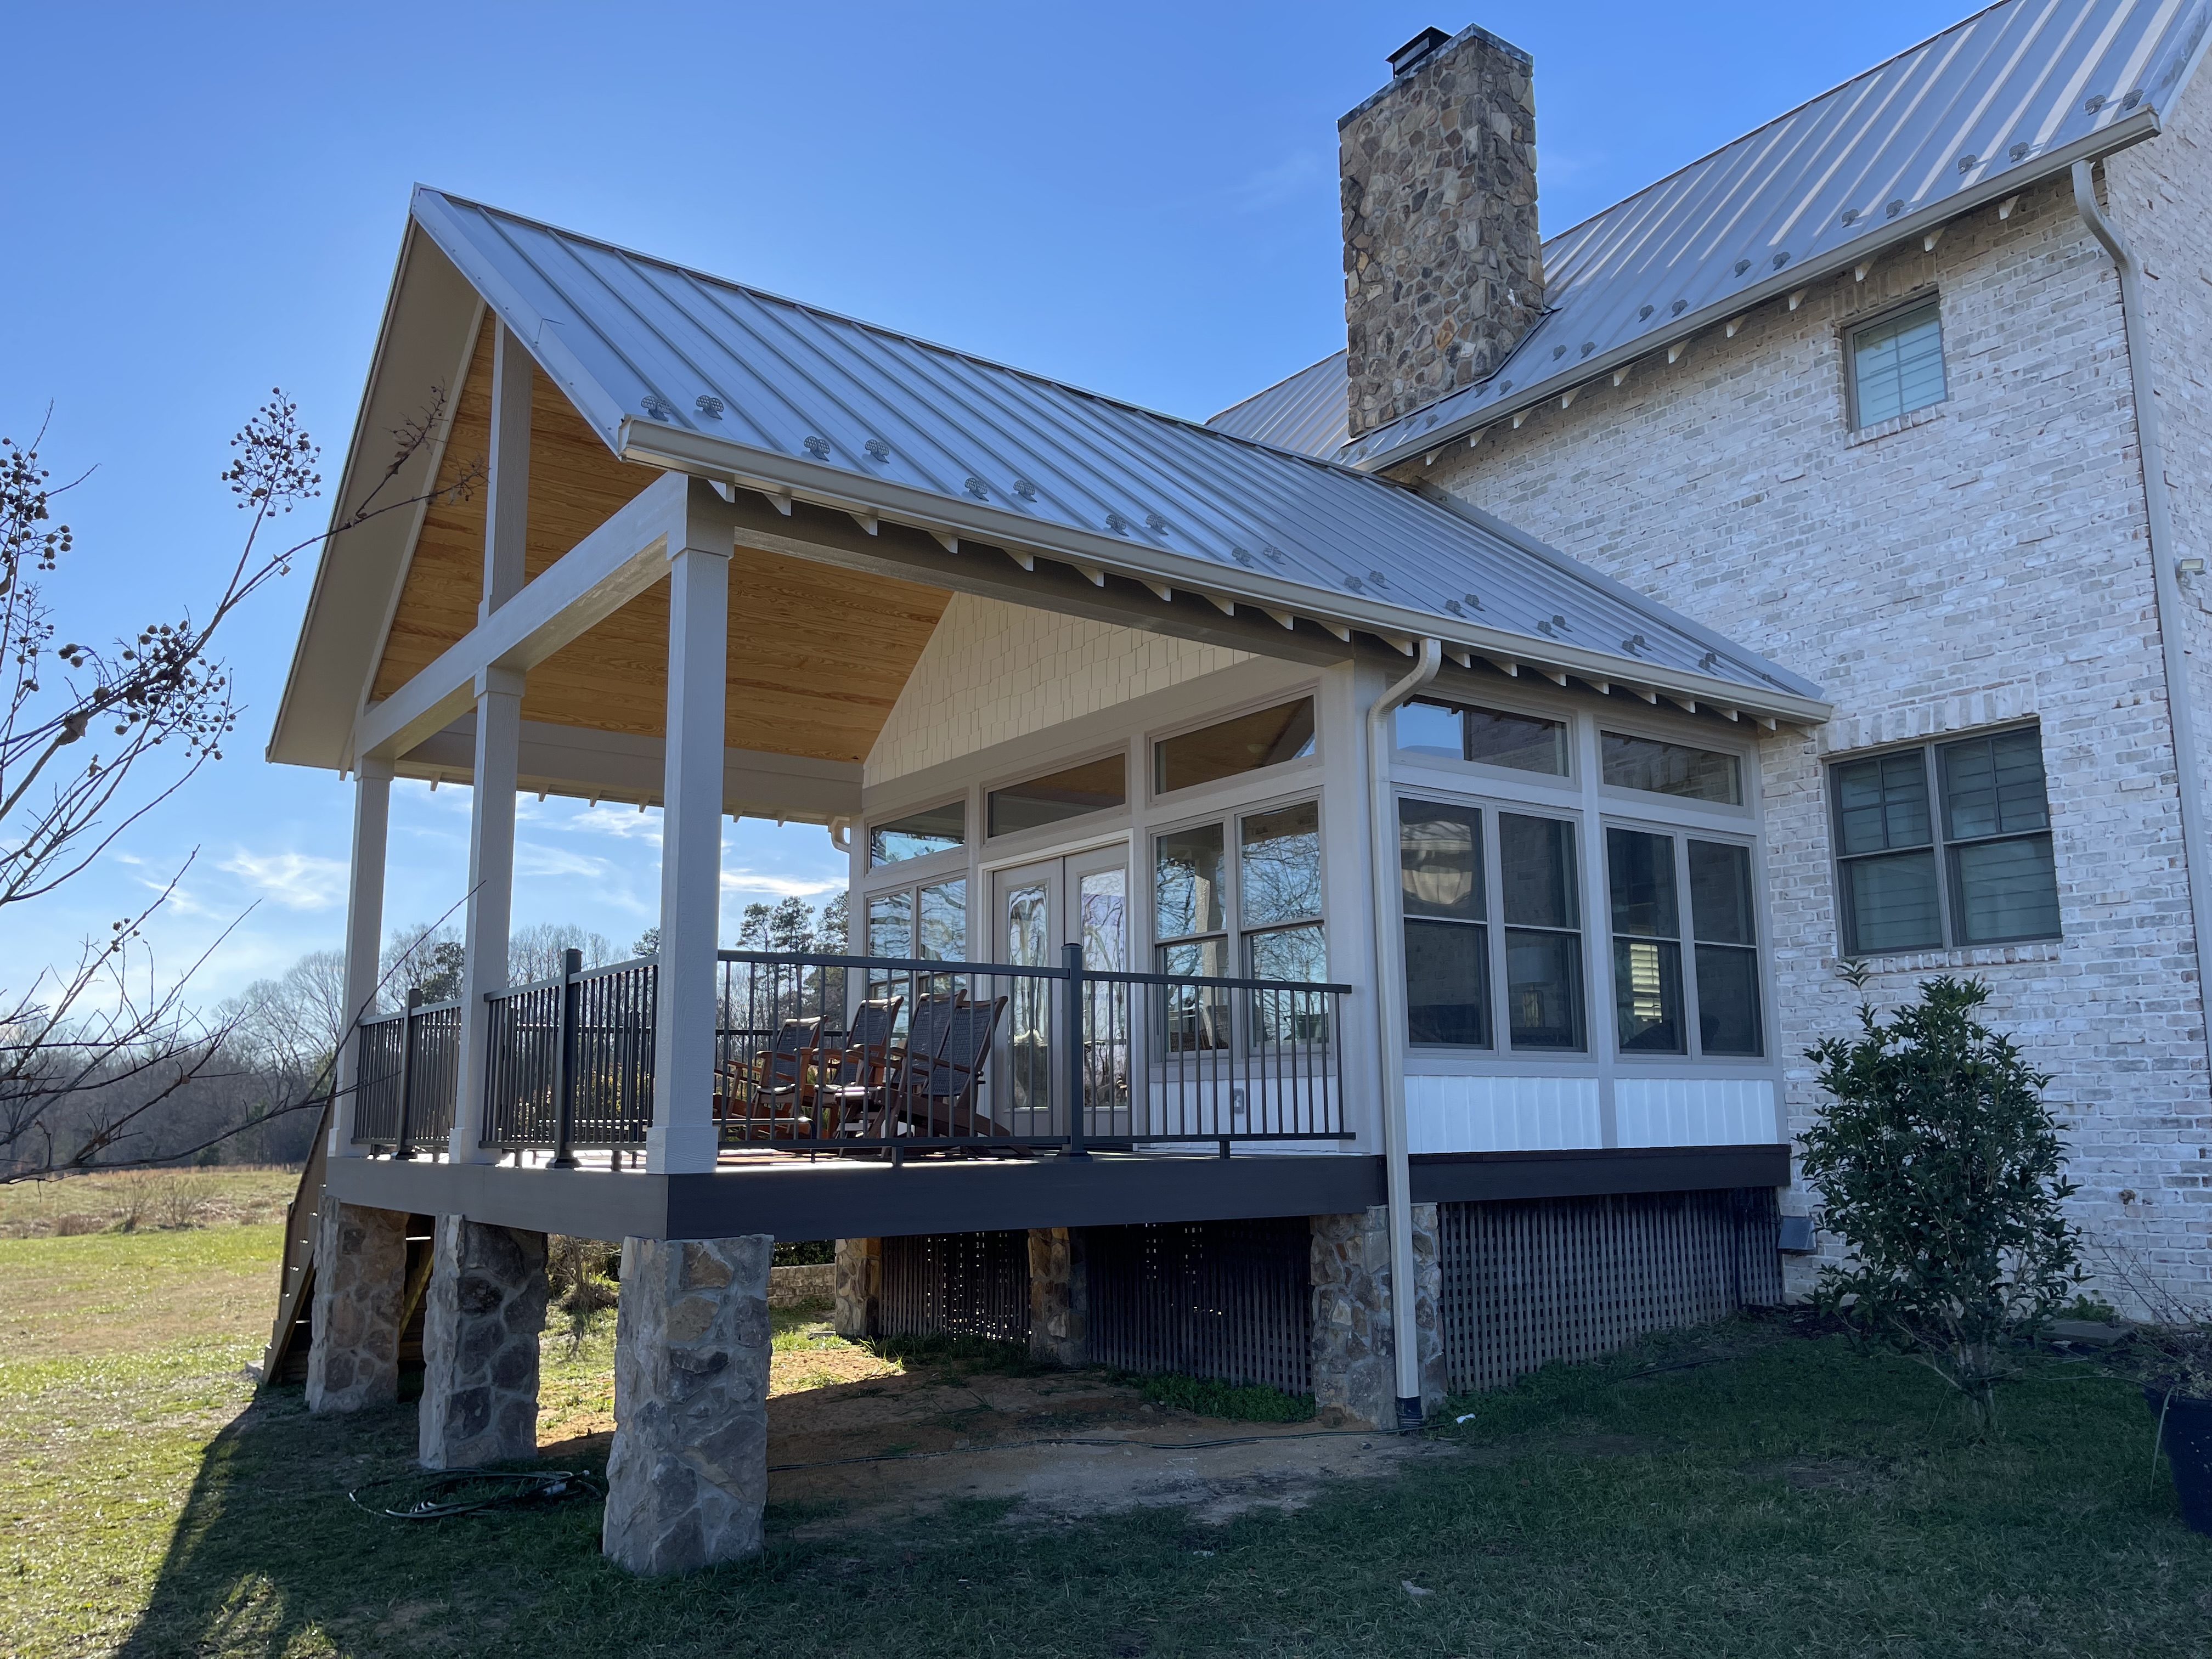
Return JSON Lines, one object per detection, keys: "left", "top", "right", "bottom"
{"left": 4, "top": 0, "right": 1959, "bottom": 1002}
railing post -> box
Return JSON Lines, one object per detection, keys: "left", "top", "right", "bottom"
{"left": 393, "top": 987, "right": 424, "bottom": 1160}
{"left": 552, "top": 947, "right": 582, "bottom": 1169}
{"left": 1061, "top": 942, "right": 1087, "bottom": 1160}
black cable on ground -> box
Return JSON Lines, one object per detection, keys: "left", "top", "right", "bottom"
{"left": 348, "top": 1468, "right": 606, "bottom": 1520}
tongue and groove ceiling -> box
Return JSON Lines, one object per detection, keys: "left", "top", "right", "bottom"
{"left": 370, "top": 320, "right": 951, "bottom": 765}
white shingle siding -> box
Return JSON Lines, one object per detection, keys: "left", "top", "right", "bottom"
{"left": 865, "top": 594, "right": 1252, "bottom": 786}
{"left": 1423, "top": 148, "right": 2211, "bottom": 1294}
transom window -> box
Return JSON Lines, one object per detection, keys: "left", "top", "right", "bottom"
{"left": 987, "top": 754, "right": 1127, "bottom": 837}
{"left": 1396, "top": 697, "right": 1568, "bottom": 775}
{"left": 1849, "top": 298, "right": 1946, "bottom": 428}
{"left": 868, "top": 800, "right": 965, "bottom": 866}
{"left": 1154, "top": 698, "right": 1316, "bottom": 795}
{"left": 1397, "top": 799, "right": 1584, "bottom": 1052}
{"left": 1601, "top": 731, "right": 1742, "bottom": 805}
{"left": 1830, "top": 725, "right": 2059, "bottom": 956}
{"left": 1605, "top": 828, "right": 1763, "bottom": 1057}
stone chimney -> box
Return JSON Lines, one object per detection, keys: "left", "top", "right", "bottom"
{"left": 1340, "top": 24, "right": 1543, "bottom": 440}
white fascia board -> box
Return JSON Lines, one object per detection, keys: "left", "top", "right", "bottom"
{"left": 620, "top": 421, "right": 1832, "bottom": 726}
{"left": 1352, "top": 110, "right": 2163, "bottom": 473}
{"left": 356, "top": 471, "right": 729, "bottom": 762}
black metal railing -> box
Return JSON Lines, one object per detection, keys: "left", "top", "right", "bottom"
{"left": 350, "top": 989, "right": 462, "bottom": 1155}
{"left": 450, "top": 949, "right": 1349, "bottom": 1161}
{"left": 706, "top": 949, "right": 1348, "bottom": 1155}
{"left": 482, "top": 952, "right": 658, "bottom": 1160}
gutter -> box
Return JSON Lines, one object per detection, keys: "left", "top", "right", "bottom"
{"left": 1365, "top": 637, "right": 1442, "bottom": 1429}
{"left": 2071, "top": 160, "right": 2212, "bottom": 1088}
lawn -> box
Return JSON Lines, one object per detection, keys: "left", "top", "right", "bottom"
{"left": 3, "top": 1216, "right": 2208, "bottom": 1659}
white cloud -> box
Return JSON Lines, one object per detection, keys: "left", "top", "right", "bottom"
{"left": 514, "top": 842, "right": 618, "bottom": 881}
{"left": 719, "top": 868, "right": 844, "bottom": 900}
{"left": 563, "top": 804, "right": 665, "bottom": 843}
{"left": 218, "top": 848, "right": 348, "bottom": 912}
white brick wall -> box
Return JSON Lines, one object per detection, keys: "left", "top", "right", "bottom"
{"left": 1421, "top": 152, "right": 2212, "bottom": 1294}
{"left": 865, "top": 592, "right": 1250, "bottom": 786}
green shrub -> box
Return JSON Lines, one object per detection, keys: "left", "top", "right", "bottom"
{"left": 1801, "top": 974, "right": 2080, "bottom": 1433}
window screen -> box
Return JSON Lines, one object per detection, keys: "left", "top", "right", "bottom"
{"left": 1851, "top": 300, "right": 1946, "bottom": 427}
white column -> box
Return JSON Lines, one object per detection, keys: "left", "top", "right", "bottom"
{"left": 647, "top": 539, "right": 732, "bottom": 1175}
{"left": 330, "top": 760, "right": 393, "bottom": 1159}
{"left": 449, "top": 669, "right": 522, "bottom": 1163}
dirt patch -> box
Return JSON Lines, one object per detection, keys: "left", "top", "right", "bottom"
{"left": 754, "top": 1364, "right": 1455, "bottom": 1532}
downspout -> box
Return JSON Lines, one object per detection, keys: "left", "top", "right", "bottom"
{"left": 1366, "top": 636, "right": 1442, "bottom": 1429}
{"left": 2073, "top": 160, "right": 2212, "bottom": 1084}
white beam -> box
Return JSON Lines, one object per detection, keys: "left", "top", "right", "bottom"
{"left": 447, "top": 668, "right": 522, "bottom": 1165}
{"left": 330, "top": 759, "right": 392, "bottom": 1159}
{"left": 647, "top": 538, "right": 733, "bottom": 1175}
{"left": 356, "top": 472, "right": 712, "bottom": 763}
{"left": 482, "top": 321, "right": 532, "bottom": 622}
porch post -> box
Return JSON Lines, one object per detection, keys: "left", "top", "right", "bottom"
{"left": 449, "top": 670, "right": 522, "bottom": 1162}
{"left": 330, "top": 759, "right": 393, "bottom": 1159}
{"left": 647, "top": 535, "right": 732, "bottom": 1175}
{"left": 448, "top": 325, "right": 531, "bottom": 1162}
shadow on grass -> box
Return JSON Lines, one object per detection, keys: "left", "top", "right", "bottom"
{"left": 116, "top": 1322, "right": 2210, "bottom": 1659}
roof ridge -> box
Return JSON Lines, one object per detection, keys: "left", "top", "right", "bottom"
{"left": 418, "top": 185, "right": 1380, "bottom": 483}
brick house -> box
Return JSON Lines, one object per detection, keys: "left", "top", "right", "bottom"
{"left": 267, "top": 0, "right": 2210, "bottom": 1571}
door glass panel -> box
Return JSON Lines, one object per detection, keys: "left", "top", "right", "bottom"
{"left": 1003, "top": 879, "right": 1051, "bottom": 1116}
{"left": 1078, "top": 868, "right": 1132, "bottom": 1124}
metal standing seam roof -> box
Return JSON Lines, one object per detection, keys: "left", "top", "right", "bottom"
{"left": 1273, "top": 0, "right": 2211, "bottom": 471}
{"left": 402, "top": 187, "right": 1825, "bottom": 713}
{"left": 1207, "top": 349, "right": 1353, "bottom": 456}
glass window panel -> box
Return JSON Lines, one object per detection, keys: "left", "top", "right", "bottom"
{"left": 1156, "top": 938, "right": 1228, "bottom": 1054}
{"left": 918, "top": 879, "right": 966, "bottom": 961}
{"left": 1500, "top": 814, "right": 1578, "bottom": 930}
{"left": 1239, "top": 802, "right": 1322, "bottom": 928}
{"left": 1688, "top": 841, "right": 1756, "bottom": 945}
{"left": 1695, "top": 944, "right": 1764, "bottom": 1056}
{"left": 1842, "top": 849, "right": 1942, "bottom": 955}
{"left": 1953, "top": 834, "right": 2061, "bottom": 944}
{"left": 1505, "top": 928, "right": 1584, "bottom": 1051}
{"left": 1154, "top": 698, "right": 1316, "bottom": 794}
{"left": 1406, "top": 921, "right": 1491, "bottom": 1048}
{"left": 1606, "top": 828, "right": 1678, "bottom": 939}
{"left": 1400, "top": 799, "right": 1483, "bottom": 921}
{"left": 1395, "top": 699, "right": 1464, "bottom": 758}
{"left": 1833, "top": 750, "right": 1932, "bottom": 855}
{"left": 1465, "top": 706, "right": 1569, "bottom": 775}
{"left": 1612, "top": 938, "right": 1685, "bottom": 1054}
{"left": 866, "top": 891, "right": 912, "bottom": 957}
{"left": 1939, "top": 729, "right": 2050, "bottom": 842}
{"left": 1156, "top": 938, "right": 1227, "bottom": 978}
{"left": 1853, "top": 301, "right": 1946, "bottom": 427}
{"left": 868, "top": 800, "right": 965, "bottom": 866}
{"left": 1154, "top": 825, "right": 1226, "bottom": 941}
{"left": 986, "top": 754, "right": 1127, "bottom": 837}
{"left": 1600, "top": 732, "right": 1742, "bottom": 804}
{"left": 1247, "top": 922, "right": 1327, "bottom": 983}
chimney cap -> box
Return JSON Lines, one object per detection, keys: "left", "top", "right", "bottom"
{"left": 1389, "top": 26, "right": 1453, "bottom": 77}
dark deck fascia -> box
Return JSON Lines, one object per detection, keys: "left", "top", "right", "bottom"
{"left": 320, "top": 1143, "right": 1790, "bottom": 1242}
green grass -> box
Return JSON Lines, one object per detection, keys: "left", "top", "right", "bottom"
{"left": 1116, "top": 1370, "right": 1316, "bottom": 1423}
{"left": 4, "top": 1224, "right": 2210, "bottom": 1658}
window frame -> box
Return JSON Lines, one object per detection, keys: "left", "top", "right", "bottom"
{"left": 1600, "top": 819, "right": 1768, "bottom": 1062}
{"left": 983, "top": 746, "right": 1131, "bottom": 842}
{"left": 1147, "top": 790, "right": 1329, "bottom": 981}
{"left": 1392, "top": 691, "right": 1576, "bottom": 786}
{"left": 1148, "top": 689, "right": 1323, "bottom": 805}
{"left": 1843, "top": 290, "right": 1948, "bottom": 432}
{"left": 864, "top": 796, "right": 969, "bottom": 871}
{"left": 1592, "top": 712, "right": 1756, "bottom": 819}
{"left": 1826, "top": 723, "right": 2061, "bottom": 957}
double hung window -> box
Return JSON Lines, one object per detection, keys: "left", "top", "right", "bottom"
{"left": 1604, "top": 830, "right": 1763, "bottom": 1057}
{"left": 1830, "top": 725, "right": 2058, "bottom": 955}
{"left": 1398, "top": 800, "right": 1585, "bottom": 1051}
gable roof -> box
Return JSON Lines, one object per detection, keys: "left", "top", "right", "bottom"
{"left": 276, "top": 188, "right": 1829, "bottom": 751}
{"left": 1212, "top": 0, "right": 2212, "bottom": 467}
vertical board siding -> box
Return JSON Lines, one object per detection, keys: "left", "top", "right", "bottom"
{"left": 1404, "top": 1074, "right": 1605, "bottom": 1153}
{"left": 877, "top": 1230, "right": 1032, "bottom": 1344}
{"left": 1437, "top": 1189, "right": 1782, "bottom": 1393}
{"left": 1613, "top": 1078, "right": 1779, "bottom": 1147}
{"left": 1084, "top": 1218, "right": 1313, "bottom": 1396}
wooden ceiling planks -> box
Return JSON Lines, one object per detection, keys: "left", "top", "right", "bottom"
{"left": 366, "top": 319, "right": 950, "bottom": 765}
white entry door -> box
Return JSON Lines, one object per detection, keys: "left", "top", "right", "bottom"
{"left": 990, "top": 845, "right": 1131, "bottom": 1138}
